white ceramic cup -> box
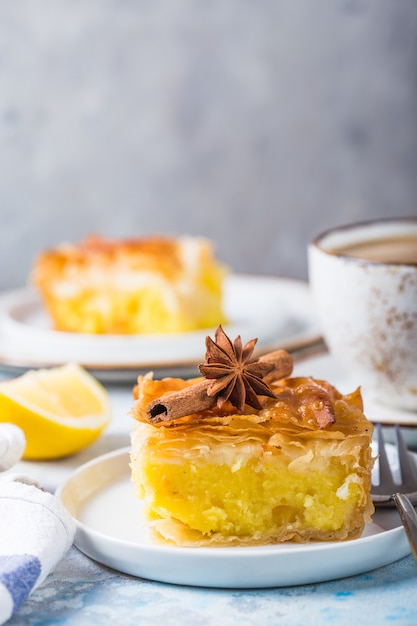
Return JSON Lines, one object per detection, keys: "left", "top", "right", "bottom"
{"left": 308, "top": 217, "right": 417, "bottom": 411}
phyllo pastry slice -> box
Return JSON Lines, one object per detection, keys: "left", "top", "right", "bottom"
{"left": 32, "top": 234, "right": 228, "bottom": 334}
{"left": 130, "top": 326, "right": 375, "bottom": 546}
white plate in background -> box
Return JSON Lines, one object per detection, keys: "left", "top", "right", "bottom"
{"left": 0, "top": 275, "right": 321, "bottom": 380}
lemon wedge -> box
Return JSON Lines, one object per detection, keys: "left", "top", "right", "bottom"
{"left": 0, "top": 363, "right": 112, "bottom": 460}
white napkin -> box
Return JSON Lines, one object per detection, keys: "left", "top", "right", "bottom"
{"left": 0, "top": 432, "right": 75, "bottom": 624}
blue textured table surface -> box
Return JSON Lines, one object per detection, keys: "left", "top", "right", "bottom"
{"left": 7, "top": 548, "right": 417, "bottom": 626}
{"left": 5, "top": 354, "right": 417, "bottom": 626}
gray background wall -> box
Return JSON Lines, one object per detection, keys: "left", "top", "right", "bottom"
{"left": 1, "top": 0, "right": 417, "bottom": 291}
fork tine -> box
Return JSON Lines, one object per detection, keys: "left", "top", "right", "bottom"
{"left": 375, "top": 423, "right": 397, "bottom": 492}
{"left": 395, "top": 425, "right": 417, "bottom": 487}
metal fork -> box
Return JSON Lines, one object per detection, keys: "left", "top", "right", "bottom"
{"left": 371, "top": 424, "right": 417, "bottom": 562}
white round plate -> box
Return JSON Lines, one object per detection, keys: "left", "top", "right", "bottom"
{"left": 0, "top": 275, "right": 320, "bottom": 380}
{"left": 56, "top": 447, "right": 412, "bottom": 589}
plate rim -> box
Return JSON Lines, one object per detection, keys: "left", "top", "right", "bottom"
{"left": 56, "top": 446, "right": 412, "bottom": 588}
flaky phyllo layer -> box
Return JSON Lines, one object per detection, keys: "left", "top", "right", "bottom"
{"left": 130, "top": 375, "right": 375, "bottom": 546}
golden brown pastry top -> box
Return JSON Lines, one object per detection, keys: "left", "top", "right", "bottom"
{"left": 132, "top": 374, "right": 372, "bottom": 441}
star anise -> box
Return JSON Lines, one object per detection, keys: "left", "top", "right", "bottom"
{"left": 198, "top": 325, "right": 277, "bottom": 411}
{"left": 145, "top": 325, "right": 293, "bottom": 424}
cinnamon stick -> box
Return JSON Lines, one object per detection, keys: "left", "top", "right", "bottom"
{"left": 147, "top": 379, "right": 214, "bottom": 424}
{"left": 260, "top": 349, "right": 294, "bottom": 384}
{"left": 146, "top": 349, "right": 293, "bottom": 424}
